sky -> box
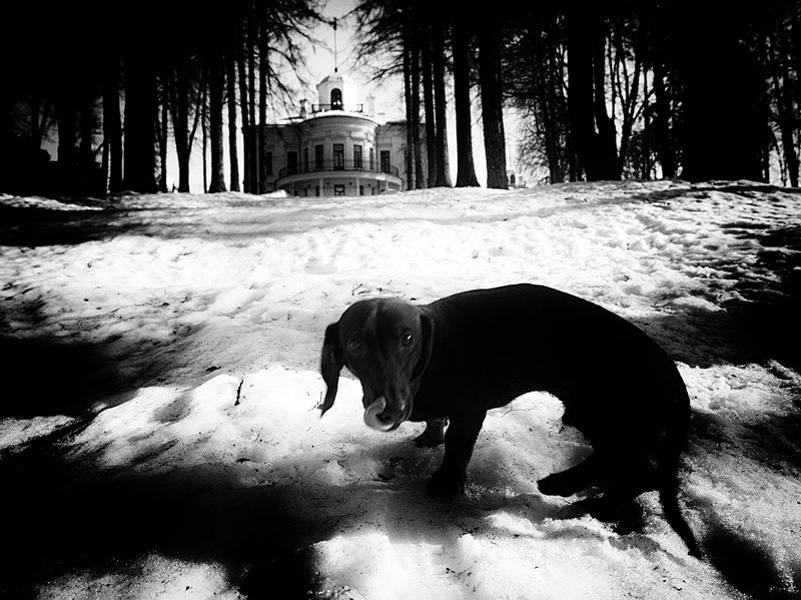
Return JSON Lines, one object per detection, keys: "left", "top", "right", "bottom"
{"left": 301, "top": 0, "right": 405, "bottom": 120}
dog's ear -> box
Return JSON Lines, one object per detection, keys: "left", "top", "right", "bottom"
{"left": 320, "top": 322, "right": 344, "bottom": 416}
{"left": 412, "top": 310, "right": 434, "bottom": 383}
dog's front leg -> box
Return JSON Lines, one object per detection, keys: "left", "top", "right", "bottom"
{"left": 414, "top": 418, "right": 448, "bottom": 447}
{"left": 426, "top": 409, "right": 487, "bottom": 497}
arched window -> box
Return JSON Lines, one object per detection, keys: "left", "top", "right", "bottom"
{"left": 331, "top": 88, "right": 343, "bottom": 110}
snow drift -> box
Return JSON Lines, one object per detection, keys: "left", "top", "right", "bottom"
{"left": 0, "top": 180, "right": 799, "bottom": 599}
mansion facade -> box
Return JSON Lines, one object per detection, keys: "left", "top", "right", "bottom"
{"left": 259, "top": 72, "right": 418, "bottom": 197}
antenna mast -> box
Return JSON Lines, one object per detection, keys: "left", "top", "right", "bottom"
{"left": 333, "top": 18, "right": 338, "bottom": 73}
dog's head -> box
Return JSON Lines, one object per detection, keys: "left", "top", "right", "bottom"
{"left": 320, "top": 298, "right": 433, "bottom": 431}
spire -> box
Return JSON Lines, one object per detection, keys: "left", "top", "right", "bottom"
{"left": 332, "top": 18, "right": 338, "bottom": 73}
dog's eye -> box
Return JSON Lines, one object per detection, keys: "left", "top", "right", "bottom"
{"left": 401, "top": 332, "right": 414, "bottom": 348}
{"left": 347, "top": 338, "right": 363, "bottom": 353}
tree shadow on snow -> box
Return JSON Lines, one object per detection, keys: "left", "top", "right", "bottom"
{"left": 630, "top": 226, "right": 801, "bottom": 372}
{"left": 5, "top": 392, "right": 796, "bottom": 600}
{"left": 0, "top": 204, "right": 289, "bottom": 247}
{"left": 627, "top": 223, "right": 801, "bottom": 599}
{"left": 0, "top": 206, "right": 144, "bottom": 247}
{"left": 0, "top": 419, "right": 623, "bottom": 600}
{"left": 0, "top": 295, "right": 214, "bottom": 419}
{"left": 685, "top": 410, "right": 801, "bottom": 599}
{"left": 0, "top": 336, "right": 132, "bottom": 418}
{"left": 0, "top": 428, "right": 331, "bottom": 599}
{"left": 702, "top": 527, "right": 801, "bottom": 600}
{"left": 0, "top": 330, "right": 209, "bottom": 419}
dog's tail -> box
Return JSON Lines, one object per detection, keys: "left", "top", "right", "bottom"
{"left": 657, "top": 375, "right": 704, "bottom": 560}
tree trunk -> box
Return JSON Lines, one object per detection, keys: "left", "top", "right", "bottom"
{"left": 641, "top": 63, "right": 651, "bottom": 179}
{"left": 31, "top": 92, "right": 41, "bottom": 155}
{"left": 420, "top": 17, "right": 437, "bottom": 187}
{"left": 478, "top": 12, "right": 508, "bottom": 189}
{"left": 123, "top": 51, "right": 157, "bottom": 193}
{"left": 103, "top": 55, "right": 123, "bottom": 194}
{"left": 258, "top": 20, "right": 269, "bottom": 193}
{"left": 226, "top": 44, "right": 241, "bottom": 192}
{"left": 592, "top": 25, "right": 618, "bottom": 179}
{"left": 536, "top": 40, "right": 562, "bottom": 183}
{"left": 410, "top": 9, "right": 425, "bottom": 190}
{"left": 677, "top": 5, "right": 765, "bottom": 182}
{"left": 431, "top": 8, "right": 452, "bottom": 187}
{"left": 610, "top": 20, "right": 640, "bottom": 178}
{"left": 237, "top": 16, "right": 252, "bottom": 193}
{"left": 770, "top": 17, "right": 799, "bottom": 186}
{"left": 403, "top": 7, "right": 416, "bottom": 190}
{"left": 565, "top": 5, "right": 618, "bottom": 181}
{"left": 247, "top": 2, "right": 258, "bottom": 193}
{"left": 452, "top": 8, "right": 479, "bottom": 187}
{"left": 652, "top": 63, "right": 675, "bottom": 178}
{"left": 78, "top": 83, "right": 95, "bottom": 192}
{"left": 55, "top": 84, "right": 77, "bottom": 178}
{"left": 157, "top": 73, "right": 169, "bottom": 192}
{"left": 208, "top": 53, "right": 227, "bottom": 193}
{"left": 168, "top": 56, "right": 192, "bottom": 193}
{"left": 202, "top": 85, "right": 209, "bottom": 193}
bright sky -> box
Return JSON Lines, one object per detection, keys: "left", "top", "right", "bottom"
{"left": 301, "top": 0, "right": 405, "bottom": 121}
{"left": 309, "top": 0, "right": 360, "bottom": 78}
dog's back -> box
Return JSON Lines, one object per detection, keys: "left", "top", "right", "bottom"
{"left": 424, "top": 284, "right": 684, "bottom": 439}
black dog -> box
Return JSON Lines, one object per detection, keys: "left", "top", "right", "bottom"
{"left": 320, "top": 284, "right": 701, "bottom": 557}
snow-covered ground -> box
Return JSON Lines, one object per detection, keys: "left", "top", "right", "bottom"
{"left": 0, "top": 180, "right": 799, "bottom": 599}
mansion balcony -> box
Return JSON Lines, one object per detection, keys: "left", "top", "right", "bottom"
{"left": 311, "top": 103, "right": 365, "bottom": 114}
{"left": 277, "top": 159, "right": 400, "bottom": 181}
{"left": 275, "top": 159, "right": 403, "bottom": 197}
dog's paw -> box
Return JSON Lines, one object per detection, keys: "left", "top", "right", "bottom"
{"left": 577, "top": 497, "right": 619, "bottom": 522}
{"left": 578, "top": 497, "right": 647, "bottom": 536}
{"left": 414, "top": 430, "right": 445, "bottom": 448}
{"left": 414, "top": 420, "right": 447, "bottom": 448}
{"left": 538, "top": 473, "right": 581, "bottom": 497}
{"left": 426, "top": 469, "right": 464, "bottom": 497}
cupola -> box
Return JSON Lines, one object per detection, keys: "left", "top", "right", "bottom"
{"left": 315, "top": 71, "right": 361, "bottom": 113}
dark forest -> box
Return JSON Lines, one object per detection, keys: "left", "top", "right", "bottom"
{"left": 2, "top": 0, "right": 800, "bottom": 197}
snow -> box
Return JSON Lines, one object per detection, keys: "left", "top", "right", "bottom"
{"left": 1, "top": 180, "right": 800, "bottom": 599}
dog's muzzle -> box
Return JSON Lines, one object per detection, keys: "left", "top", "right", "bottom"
{"left": 364, "top": 396, "right": 404, "bottom": 431}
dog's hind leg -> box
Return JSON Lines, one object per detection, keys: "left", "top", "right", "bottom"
{"left": 415, "top": 418, "right": 448, "bottom": 447}
{"left": 577, "top": 465, "right": 658, "bottom": 522}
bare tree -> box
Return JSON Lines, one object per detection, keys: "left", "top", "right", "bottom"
{"left": 123, "top": 49, "right": 158, "bottom": 193}
{"left": 208, "top": 52, "right": 227, "bottom": 193}
{"left": 431, "top": 6, "right": 452, "bottom": 187}
{"left": 452, "top": 6, "right": 479, "bottom": 187}
{"left": 478, "top": 10, "right": 508, "bottom": 189}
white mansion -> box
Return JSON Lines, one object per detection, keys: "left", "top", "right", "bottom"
{"left": 260, "top": 71, "right": 415, "bottom": 197}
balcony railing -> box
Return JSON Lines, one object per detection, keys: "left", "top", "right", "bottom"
{"left": 311, "top": 103, "right": 364, "bottom": 114}
{"left": 278, "top": 159, "right": 400, "bottom": 179}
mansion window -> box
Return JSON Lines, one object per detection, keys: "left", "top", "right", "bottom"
{"left": 287, "top": 151, "right": 298, "bottom": 175}
{"left": 380, "top": 150, "right": 391, "bottom": 174}
{"left": 334, "top": 143, "right": 345, "bottom": 170}
{"left": 315, "top": 145, "right": 324, "bottom": 170}
{"left": 331, "top": 88, "right": 343, "bottom": 110}
{"left": 354, "top": 145, "right": 363, "bottom": 169}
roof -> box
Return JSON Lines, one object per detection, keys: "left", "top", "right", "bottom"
{"left": 319, "top": 70, "right": 346, "bottom": 85}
